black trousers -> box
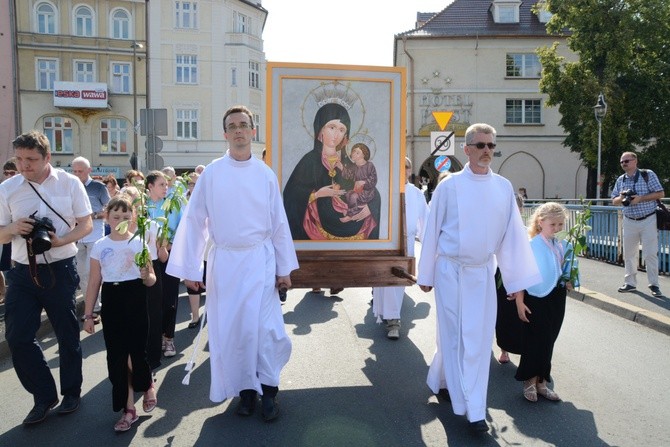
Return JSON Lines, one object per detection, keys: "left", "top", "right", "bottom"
{"left": 515, "top": 285, "right": 567, "bottom": 383}
{"left": 146, "top": 259, "right": 163, "bottom": 370}
{"left": 157, "top": 258, "right": 180, "bottom": 338}
{"left": 5, "top": 257, "right": 82, "bottom": 405}
{"left": 101, "top": 279, "right": 152, "bottom": 412}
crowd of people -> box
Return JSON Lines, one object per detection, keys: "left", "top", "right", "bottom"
{"left": 0, "top": 107, "right": 664, "bottom": 435}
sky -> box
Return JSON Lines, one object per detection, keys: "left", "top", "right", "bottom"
{"left": 261, "top": 0, "right": 453, "bottom": 67}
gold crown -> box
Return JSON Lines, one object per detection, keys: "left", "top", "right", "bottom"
{"left": 313, "top": 81, "right": 359, "bottom": 110}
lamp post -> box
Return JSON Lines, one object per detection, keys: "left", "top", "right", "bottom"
{"left": 131, "top": 42, "right": 143, "bottom": 170}
{"left": 594, "top": 93, "right": 607, "bottom": 201}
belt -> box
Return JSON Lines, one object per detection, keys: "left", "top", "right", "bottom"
{"left": 626, "top": 211, "right": 655, "bottom": 221}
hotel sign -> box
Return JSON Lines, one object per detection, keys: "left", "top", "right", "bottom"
{"left": 53, "top": 82, "right": 108, "bottom": 108}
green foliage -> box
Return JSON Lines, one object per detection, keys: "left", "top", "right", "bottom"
{"left": 156, "top": 173, "right": 189, "bottom": 245}
{"left": 538, "top": 0, "right": 670, "bottom": 194}
{"left": 128, "top": 181, "right": 151, "bottom": 269}
{"left": 556, "top": 199, "right": 592, "bottom": 285}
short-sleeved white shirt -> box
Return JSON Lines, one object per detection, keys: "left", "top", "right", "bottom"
{"left": 90, "top": 236, "right": 143, "bottom": 282}
{"left": 0, "top": 166, "right": 92, "bottom": 264}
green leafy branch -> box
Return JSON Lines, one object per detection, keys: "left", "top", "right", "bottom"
{"left": 117, "top": 180, "right": 152, "bottom": 268}
{"left": 556, "top": 199, "right": 592, "bottom": 286}
{"left": 156, "top": 173, "right": 189, "bottom": 245}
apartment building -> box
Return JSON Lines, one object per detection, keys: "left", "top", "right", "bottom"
{"left": 13, "top": 0, "right": 147, "bottom": 178}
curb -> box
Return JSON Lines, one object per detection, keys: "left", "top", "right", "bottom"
{"left": 568, "top": 287, "right": 670, "bottom": 336}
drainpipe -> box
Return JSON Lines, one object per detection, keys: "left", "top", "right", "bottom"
{"left": 401, "top": 36, "right": 416, "bottom": 166}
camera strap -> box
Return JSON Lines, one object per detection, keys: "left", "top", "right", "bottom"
{"left": 27, "top": 182, "right": 71, "bottom": 229}
{"left": 26, "top": 241, "right": 55, "bottom": 289}
{"left": 26, "top": 182, "right": 66, "bottom": 289}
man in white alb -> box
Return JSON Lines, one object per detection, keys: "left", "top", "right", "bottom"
{"left": 167, "top": 105, "right": 298, "bottom": 422}
{"left": 418, "top": 123, "right": 541, "bottom": 433}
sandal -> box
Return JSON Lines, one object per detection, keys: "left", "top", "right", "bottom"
{"left": 114, "top": 408, "right": 138, "bottom": 432}
{"left": 523, "top": 380, "right": 537, "bottom": 402}
{"left": 142, "top": 384, "right": 157, "bottom": 413}
{"left": 537, "top": 383, "right": 561, "bottom": 401}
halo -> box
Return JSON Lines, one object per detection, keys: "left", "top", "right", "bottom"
{"left": 348, "top": 132, "right": 377, "bottom": 161}
{"left": 301, "top": 81, "right": 366, "bottom": 140}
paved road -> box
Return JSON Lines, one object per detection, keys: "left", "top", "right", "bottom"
{"left": 0, "top": 280, "right": 668, "bottom": 446}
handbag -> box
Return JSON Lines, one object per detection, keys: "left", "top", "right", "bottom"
{"left": 656, "top": 200, "right": 670, "bottom": 231}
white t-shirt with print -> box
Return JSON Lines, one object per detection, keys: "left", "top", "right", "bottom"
{"left": 90, "top": 236, "right": 144, "bottom": 282}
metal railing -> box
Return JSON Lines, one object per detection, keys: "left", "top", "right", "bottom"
{"left": 522, "top": 201, "right": 670, "bottom": 274}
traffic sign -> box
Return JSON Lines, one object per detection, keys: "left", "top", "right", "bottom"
{"left": 434, "top": 155, "right": 452, "bottom": 172}
{"left": 431, "top": 131, "right": 455, "bottom": 155}
{"left": 431, "top": 111, "right": 454, "bottom": 131}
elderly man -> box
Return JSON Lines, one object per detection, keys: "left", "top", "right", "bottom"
{"left": 167, "top": 105, "right": 297, "bottom": 422}
{"left": 611, "top": 152, "right": 664, "bottom": 297}
{"left": 72, "top": 156, "right": 110, "bottom": 321}
{"left": 418, "top": 123, "right": 541, "bottom": 433}
{"left": 0, "top": 130, "right": 92, "bottom": 425}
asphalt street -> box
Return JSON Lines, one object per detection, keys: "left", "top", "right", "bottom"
{"left": 0, "top": 267, "right": 668, "bottom": 446}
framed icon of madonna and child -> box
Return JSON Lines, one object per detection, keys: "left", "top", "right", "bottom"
{"left": 266, "top": 62, "right": 413, "bottom": 287}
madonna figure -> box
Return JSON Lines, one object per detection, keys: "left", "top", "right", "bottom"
{"left": 283, "top": 103, "right": 380, "bottom": 240}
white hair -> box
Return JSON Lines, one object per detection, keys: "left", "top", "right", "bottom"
{"left": 71, "top": 156, "right": 91, "bottom": 168}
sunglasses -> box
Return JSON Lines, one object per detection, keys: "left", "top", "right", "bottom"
{"left": 620, "top": 159, "right": 635, "bottom": 164}
{"left": 468, "top": 142, "right": 497, "bottom": 150}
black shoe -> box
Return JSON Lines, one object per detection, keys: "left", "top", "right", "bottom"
{"left": 469, "top": 419, "right": 489, "bottom": 433}
{"left": 236, "top": 389, "right": 257, "bottom": 417}
{"left": 58, "top": 395, "right": 80, "bottom": 414}
{"left": 617, "top": 284, "right": 636, "bottom": 293}
{"left": 649, "top": 285, "right": 663, "bottom": 297}
{"left": 262, "top": 396, "right": 279, "bottom": 422}
{"left": 437, "top": 388, "right": 451, "bottom": 402}
{"left": 261, "top": 384, "right": 279, "bottom": 422}
{"left": 23, "top": 400, "right": 59, "bottom": 425}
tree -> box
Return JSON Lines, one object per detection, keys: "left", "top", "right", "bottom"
{"left": 537, "top": 0, "right": 670, "bottom": 197}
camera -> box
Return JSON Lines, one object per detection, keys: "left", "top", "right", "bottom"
{"left": 621, "top": 189, "right": 636, "bottom": 207}
{"left": 24, "top": 211, "right": 56, "bottom": 255}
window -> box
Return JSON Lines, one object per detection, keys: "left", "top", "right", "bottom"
{"left": 100, "top": 118, "right": 128, "bottom": 153}
{"left": 176, "top": 55, "right": 198, "bottom": 84}
{"left": 231, "top": 67, "right": 237, "bottom": 86}
{"left": 506, "top": 53, "right": 541, "bottom": 78}
{"left": 176, "top": 109, "right": 198, "bottom": 139}
{"left": 74, "top": 6, "right": 94, "bottom": 37}
{"left": 111, "top": 62, "right": 131, "bottom": 93}
{"left": 498, "top": 6, "right": 517, "bottom": 23}
{"left": 111, "top": 9, "right": 130, "bottom": 39}
{"left": 175, "top": 1, "right": 198, "bottom": 29}
{"left": 36, "top": 58, "right": 58, "bottom": 90}
{"left": 234, "top": 11, "right": 251, "bottom": 33}
{"left": 249, "top": 61, "right": 260, "bottom": 89}
{"left": 36, "top": 2, "right": 56, "bottom": 34}
{"left": 253, "top": 113, "right": 260, "bottom": 142}
{"left": 43, "top": 117, "right": 73, "bottom": 153}
{"left": 506, "top": 99, "right": 542, "bottom": 124}
{"left": 74, "top": 60, "right": 95, "bottom": 82}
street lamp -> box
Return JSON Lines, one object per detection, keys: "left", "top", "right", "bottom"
{"left": 131, "top": 42, "right": 144, "bottom": 170}
{"left": 594, "top": 93, "right": 607, "bottom": 201}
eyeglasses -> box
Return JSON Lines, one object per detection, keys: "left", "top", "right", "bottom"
{"left": 187, "top": 182, "right": 195, "bottom": 186}
{"left": 468, "top": 142, "right": 497, "bottom": 150}
{"left": 620, "top": 159, "right": 635, "bottom": 164}
{"left": 226, "top": 122, "right": 252, "bottom": 131}
{"left": 3, "top": 170, "right": 16, "bottom": 176}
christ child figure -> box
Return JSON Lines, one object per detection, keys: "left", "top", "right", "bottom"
{"left": 340, "top": 143, "right": 377, "bottom": 222}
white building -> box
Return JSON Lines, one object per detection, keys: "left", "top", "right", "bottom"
{"left": 396, "top": 0, "right": 587, "bottom": 199}
{"left": 146, "top": 0, "right": 268, "bottom": 171}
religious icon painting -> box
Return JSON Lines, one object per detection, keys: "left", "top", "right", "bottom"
{"left": 266, "top": 62, "right": 407, "bottom": 254}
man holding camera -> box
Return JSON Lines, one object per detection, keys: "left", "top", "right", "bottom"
{"left": 0, "top": 130, "right": 92, "bottom": 425}
{"left": 611, "top": 151, "right": 664, "bottom": 297}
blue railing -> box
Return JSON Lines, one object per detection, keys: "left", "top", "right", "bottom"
{"left": 522, "top": 202, "right": 670, "bottom": 275}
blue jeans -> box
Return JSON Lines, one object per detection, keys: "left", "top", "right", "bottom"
{"left": 4, "top": 257, "right": 82, "bottom": 405}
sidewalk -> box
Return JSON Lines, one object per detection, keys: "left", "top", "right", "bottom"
{"left": 0, "top": 258, "right": 669, "bottom": 360}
